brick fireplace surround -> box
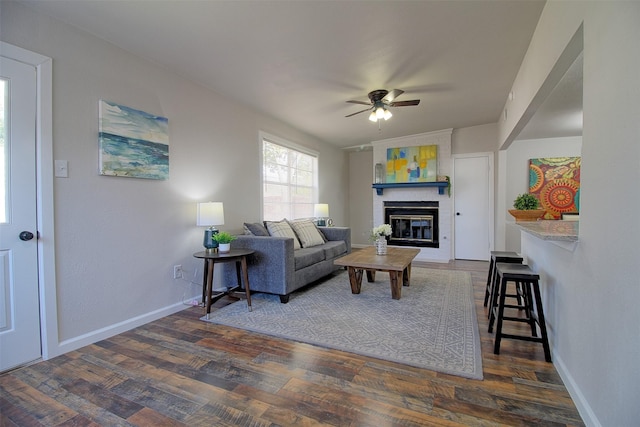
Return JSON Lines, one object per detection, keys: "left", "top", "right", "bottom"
{"left": 371, "top": 129, "right": 452, "bottom": 262}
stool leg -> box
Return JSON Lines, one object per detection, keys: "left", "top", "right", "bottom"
{"left": 523, "top": 282, "right": 537, "bottom": 337}
{"left": 488, "top": 271, "right": 503, "bottom": 333}
{"left": 493, "top": 277, "right": 508, "bottom": 355}
{"left": 532, "top": 281, "right": 552, "bottom": 362}
{"left": 484, "top": 257, "right": 495, "bottom": 307}
{"left": 516, "top": 281, "right": 524, "bottom": 308}
{"left": 488, "top": 268, "right": 502, "bottom": 333}
{"left": 488, "top": 264, "right": 501, "bottom": 320}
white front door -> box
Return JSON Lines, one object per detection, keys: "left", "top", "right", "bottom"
{"left": 0, "top": 56, "right": 41, "bottom": 371}
{"left": 453, "top": 154, "right": 492, "bottom": 261}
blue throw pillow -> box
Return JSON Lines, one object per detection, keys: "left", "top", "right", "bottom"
{"left": 243, "top": 222, "right": 269, "bottom": 236}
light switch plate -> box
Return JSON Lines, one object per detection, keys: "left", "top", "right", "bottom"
{"left": 55, "top": 160, "right": 68, "bottom": 178}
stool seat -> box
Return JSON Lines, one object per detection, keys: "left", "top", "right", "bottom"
{"left": 498, "top": 263, "right": 540, "bottom": 280}
{"left": 484, "top": 251, "right": 523, "bottom": 312}
{"left": 490, "top": 251, "right": 522, "bottom": 258}
{"left": 488, "top": 263, "right": 551, "bottom": 362}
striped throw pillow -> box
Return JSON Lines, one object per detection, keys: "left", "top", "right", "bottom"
{"left": 289, "top": 219, "right": 326, "bottom": 248}
{"left": 265, "top": 219, "right": 301, "bottom": 250}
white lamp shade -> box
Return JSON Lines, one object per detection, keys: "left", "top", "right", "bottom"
{"left": 197, "top": 202, "right": 224, "bottom": 226}
{"left": 314, "top": 203, "right": 329, "bottom": 218}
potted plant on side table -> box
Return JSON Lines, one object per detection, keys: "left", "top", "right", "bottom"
{"left": 212, "top": 231, "right": 237, "bottom": 253}
{"left": 509, "top": 193, "right": 546, "bottom": 222}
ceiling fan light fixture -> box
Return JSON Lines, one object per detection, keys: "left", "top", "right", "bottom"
{"left": 375, "top": 106, "right": 385, "bottom": 120}
{"left": 368, "top": 111, "right": 377, "bottom": 122}
{"left": 383, "top": 109, "right": 392, "bottom": 120}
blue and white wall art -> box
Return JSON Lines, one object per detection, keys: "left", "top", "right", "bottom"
{"left": 99, "top": 100, "right": 169, "bottom": 180}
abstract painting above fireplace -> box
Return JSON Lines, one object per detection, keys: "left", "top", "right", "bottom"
{"left": 386, "top": 145, "right": 437, "bottom": 183}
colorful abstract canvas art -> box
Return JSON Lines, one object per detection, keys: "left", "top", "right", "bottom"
{"left": 529, "top": 157, "right": 581, "bottom": 219}
{"left": 386, "top": 145, "right": 437, "bottom": 183}
{"left": 99, "top": 100, "right": 169, "bottom": 180}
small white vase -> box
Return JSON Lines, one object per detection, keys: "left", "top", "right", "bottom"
{"left": 375, "top": 236, "right": 387, "bottom": 255}
{"left": 218, "top": 243, "right": 231, "bottom": 253}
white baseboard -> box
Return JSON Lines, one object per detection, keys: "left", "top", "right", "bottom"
{"left": 54, "top": 297, "right": 200, "bottom": 357}
{"left": 553, "top": 352, "right": 601, "bottom": 427}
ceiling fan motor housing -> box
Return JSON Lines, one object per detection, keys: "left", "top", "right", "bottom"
{"left": 368, "top": 89, "right": 389, "bottom": 103}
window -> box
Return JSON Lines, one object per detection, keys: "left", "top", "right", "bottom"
{"left": 261, "top": 133, "right": 318, "bottom": 221}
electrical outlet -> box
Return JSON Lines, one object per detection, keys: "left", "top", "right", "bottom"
{"left": 173, "top": 265, "right": 183, "bottom": 279}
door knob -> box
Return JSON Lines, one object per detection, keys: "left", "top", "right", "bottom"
{"left": 19, "top": 231, "right": 34, "bottom": 241}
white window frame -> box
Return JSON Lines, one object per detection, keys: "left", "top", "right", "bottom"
{"left": 259, "top": 131, "right": 318, "bottom": 221}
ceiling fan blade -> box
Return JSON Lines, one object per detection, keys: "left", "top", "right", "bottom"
{"left": 345, "top": 107, "right": 372, "bottom": 118}
{"left": 382, "top": 89, "right": 404, "bottom": 103}
{"left": 346, "top": 100, "right": 372, "bottom": 106}
{"left": 389, "top": 99, "right": 420, "bottom": 107}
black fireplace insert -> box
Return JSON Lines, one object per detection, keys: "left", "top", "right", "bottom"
{"left": 384, "top": 201, "right": 439, "bottom": 248}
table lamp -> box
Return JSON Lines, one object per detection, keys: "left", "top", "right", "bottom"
{"left": 197, "top": 202, "right": 225, "bottom": 252}
{"left": 314, "top": 203, "right": 329, "bottom": 226}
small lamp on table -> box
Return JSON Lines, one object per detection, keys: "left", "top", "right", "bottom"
{"left": 314, "top": 203, "right": 329, "bottom": 227}
{"left": 197, "top": 202, "right": 225, "bottom": 252}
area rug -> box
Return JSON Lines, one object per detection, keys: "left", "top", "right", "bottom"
{"left": 202, "top": 267, "right": 483, "bottom": 380}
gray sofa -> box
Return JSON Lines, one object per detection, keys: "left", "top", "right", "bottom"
{"left": 222, "top": 226, "right": 351, "bottom": 303}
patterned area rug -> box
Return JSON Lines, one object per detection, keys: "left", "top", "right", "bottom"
{"left": 202, "top": 267, "right": 483, "bottom": 380}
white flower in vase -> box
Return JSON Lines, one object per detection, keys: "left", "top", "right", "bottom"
{"left": 371, "top": 224, "right": 391, "bottom": 255}
{"left": 371, "top": 223, "right": 392, "bottom": 240}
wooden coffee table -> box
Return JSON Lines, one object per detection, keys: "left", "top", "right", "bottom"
{"left": 334, "top": 246, "right": 421, "bottom": 299}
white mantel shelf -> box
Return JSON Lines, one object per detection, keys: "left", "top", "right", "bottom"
{"left": 372, "top": 181, "right": 449, "bottom": 196}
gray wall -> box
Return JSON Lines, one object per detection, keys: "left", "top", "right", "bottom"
{"left": 452, "top": 123, "right": 497, "bottom": 154}
{"left": 348, "top": 150, "right": 373, "bottom": 246}
{"left": 1, "top": 2, "right": 348, "bottom": 347}
{"left": 496, "top": 2, "right": 640, "bottom": 425}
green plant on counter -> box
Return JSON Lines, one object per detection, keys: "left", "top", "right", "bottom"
{"left": 212, "top": 231, "right": 237, "bottom": 244}
{"left": 513, "top": 193, "right": 539, "bottom": 210}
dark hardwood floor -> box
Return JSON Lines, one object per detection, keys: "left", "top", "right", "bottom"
{"left": 0, "top": 260, "right": 584, "bottom": 426}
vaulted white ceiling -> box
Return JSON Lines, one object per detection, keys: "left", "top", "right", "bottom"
{"left": 20, "top": 0, "right": 577, "bottom": 148}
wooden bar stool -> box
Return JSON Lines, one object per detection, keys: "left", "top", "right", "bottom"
{"left": 488, "top": 263, "right": 551, "bottom": 362}
{"left": 484, "top": 251, "right": 523, "bottom": 318}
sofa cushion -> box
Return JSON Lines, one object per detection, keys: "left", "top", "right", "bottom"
{"left": 293, "top": 247, "right": 326, "bottom": 270}
{"left": 322, "top": 241, "right": 348, "bottom": 259}
{"left": 243, "top": 222, "right": 269, "bottom": 236}
{"left": 288, "top": 219, "right": 326, "bottom": 248}
{"left": 265, "top": 219, "right": 301, "bottom": 249}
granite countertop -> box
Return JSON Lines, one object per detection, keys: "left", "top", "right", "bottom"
{"left": 516, "top": 220, "right": 579, "bottom": 242}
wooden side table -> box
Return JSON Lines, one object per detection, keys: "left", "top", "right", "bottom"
{"left": 193, "top": 249, "right": 254, "bottom": 316}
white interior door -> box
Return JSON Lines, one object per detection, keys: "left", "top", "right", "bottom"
{"left": 0, "top": 56, "right": 41, "bottom": 371}
{"left": 454, "top": 154, "right": 492, "bottom": 261}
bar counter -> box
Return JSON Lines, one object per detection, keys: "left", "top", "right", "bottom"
{"left": 516, "top": 220, "right": 579, "bottom": 242}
